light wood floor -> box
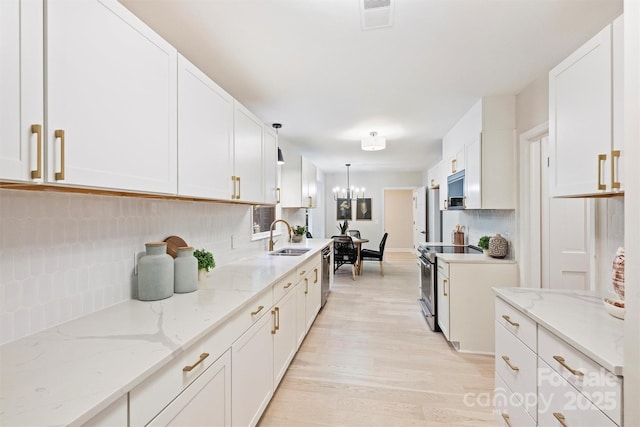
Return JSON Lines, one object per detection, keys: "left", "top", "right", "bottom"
{"left": 258, "top": 252, "right": 498, "bottom": 427}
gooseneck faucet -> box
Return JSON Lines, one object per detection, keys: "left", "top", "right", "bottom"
{"left": 269, "top": 219, "right": 292, "bottom": 251}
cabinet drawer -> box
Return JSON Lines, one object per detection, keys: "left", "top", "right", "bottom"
{"left": 273, "top": 271, "right": 297, "bottom": 303}
{"left": 538, "top": 327, "right": 622, "bottom": 425}
{"left": 495, "top": 322, "right": 537, "bottom": 417}
{"left": 296, "top": 254, "right": 320, "bottom": 281}
{"left": 538, "top": 358, "right": 618, "bottom": 427}
{"left": 495, "top": 372, "right": 536, "bottom": 427}
{"left": 437, "top": 259, "right": 449, "bottom": 278}
{"left": 495, "top": 298, "right": 537, "bottom": 351}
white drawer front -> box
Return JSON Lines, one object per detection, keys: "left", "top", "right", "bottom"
{"left": 538, "top": 327, "right": 622, "bottom": 425}
{"left": 495, "top": 322, "right": 537, "bottom": 417}
{"left": 495, "top": 297, "right": 537, "bottom": 352}
{"left": 296, "top": 254, "right": 320, "bottom": 281}
{"left": 272, "top": 271, "right": 297, "bottom": 303}
{"left": 538, "top": 358, "right": 618, "bottom": 427}
{"left": 437, "top": 259, "right": 449, "bottom": 278}
{"left": 495, "top": 373, "right": 536, "bottom": 427}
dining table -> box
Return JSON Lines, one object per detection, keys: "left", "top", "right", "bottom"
{"left": 351, "top": 237, "right": 369, "bottom": 275}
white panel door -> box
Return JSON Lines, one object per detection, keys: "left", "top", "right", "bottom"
{"left": 46, "top": 0, "right": 177, "bottom": 194}
{"left": 273, "top": 287, "right": 297, "bottom": 388}
{"left": 465, "top": 137, "right": 481, "bottom": 209}
{"left": 0, "top": 0, "right": 43, "bottom": 182}
{"left": 233, "top": 102, "right": 264, "bottom": 203}
{"left": 263, "top": 126, "right": 278, "bottom": 205}
{"left": 177, "top": 55, "right": 233, "bottom": 200}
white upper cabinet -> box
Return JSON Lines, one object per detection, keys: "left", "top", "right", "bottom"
{"left": 0, "top": 0, "right": 44, "bottom": 182}
{"left": 301, "top": 156, "right": 318, "bottom": 208}
{"left": 233, "top": 101, "right": 264, "bottom": 203}
{"left": 263, "top": 126, "right": 278, "bottom": 205}
{"left": 177, "top": 55, "right": 234, "bottom": 200}
{"left": 281, "top": 147, "right": 318, "bottom": 209}
{"left": 46, "top": 0, "right": 177, "bottom": 194}
{"left": 549, "top": 15, "right": 623, "bottom": 197}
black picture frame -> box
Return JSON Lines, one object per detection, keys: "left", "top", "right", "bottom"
{"left": 356, "top": 198, "right": 372, "bottom": 220}
{"left": 336, "top": 198, "right": 352, "bottom": 220}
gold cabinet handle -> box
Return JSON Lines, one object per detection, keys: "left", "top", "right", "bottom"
{"left": 276, "top": 187, "right": 281, "bottom": 203}
{"left": 275, "top": 306, "right": 280, "bottom": 331}
{"left": 271, "top": 309, "right": 277, "bottom": 334}
{"left": 452, "top": 158, "right": 457, "bottom": 173}
{"left": 237, "top": 176, "right": 241, "bottom": 199}
{"left": 251, "top": 305, "right": 264, "bottom": 316}
{"left": 553, "top": 355, "right": 583, "bottom": 376}
{"left": 501, "top": 413, "right": 512, "bottom": 427}
{"left": 597, "top": 154, "right": 607, "bottom": 190}
{"left": 230, "top": 176, "right": 235, "bottom": 199}
{"left": 183, "top": 353, "right": 209, "bottom": 372}
{"left": 314, "top": 268, "right": 318, "bottom": 284}
{"left": 553, "top": 412, "right": 568, "bottom": 427}
{"left": 308, "top": 196, "right": 312, "bottom": 207}
{"left": 31, "top": 124, "right": 42, "bottom": 179}
{"left": 443, "top": 279, "right": 448, "bottom": 296}
{"left": 283, "top": 282, "right": 293, "bottom": 289}
{"left": 501, "top": 355, "right": 519, "bottom": 372}
{"left": 501, "top": 315, "right": 520, "bottom": 327}
{"left": 54, "top": 129, "right": 65, "bottom": 180}
{"left": 304, "top": 278, "right": 308, "bottom": 294}
{"left": 611, "top": 150, "right": 621, "bottom": 189}
{"left": 299, "top": 270, "right": 306, "bottom": 276}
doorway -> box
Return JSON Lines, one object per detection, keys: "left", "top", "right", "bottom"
{"left": 383, "top": 189, "right": 414, "bottom": 252}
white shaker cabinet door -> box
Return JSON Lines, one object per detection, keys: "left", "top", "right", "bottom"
{"left": 263, "top": 126, "right": 278, "bottom": 205}
{"left": 177, "top": 54, "right": 234, "bottom": 200}
{"left": 0, "top": 0, "right": 44, "bottom": 182}
{"left": 46, "top": 0, "right": 177, "bottom": 194}
{"left": 233, "top": 102, "right": 264, "bottom": 203}
{"left": 305, "top": 265, "right": 321, "bottom": 332}
{"left": 273, "top": 286, "right": 298, "bottom": 388}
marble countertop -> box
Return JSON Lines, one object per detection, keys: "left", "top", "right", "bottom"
{"left": 0, "top": 239, "right": 332, "bottom": 426}
{"left": 494, "top": 288, "right": 624, "bottom": 376}
{"left": 437, "top": 253, "right": 517, "bottom": 264}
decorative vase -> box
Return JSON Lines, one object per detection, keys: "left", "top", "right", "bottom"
{"left": 174, "top": 246, "right": 198, "bottom": 293}
{"left": 292, "top": 234, "right": 303, "bottom": 243}
{"left": 198, "top": 269, "right": 208, "bottom": 281}
{"left": 483, "top": 249, "right": 489, "bottom": 257}
{"left": 612, "top": 247, "right": 625, "bottom": 300}
{"left": 488, "top": 234, "right": 508, "bottom": 258}
{"left": 138, "top": 242, "right": 174, "bottom": 301}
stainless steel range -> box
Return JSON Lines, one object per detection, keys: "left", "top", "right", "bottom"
{"left": 417, "top": 244, "right": 482, "bottom": 331}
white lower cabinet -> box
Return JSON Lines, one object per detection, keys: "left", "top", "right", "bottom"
{"left": 83, "top": 394, "right": 128, "bottom": 427}
{"left": 305, "top": 264, "right": 322, "bottom": 332}
{"left": 495, "top": 372, "right": 536, "bottom": 427}
{"left": 436, "top": 264, "right": 450, "bottom": 339}
{"left": 148, "top": 350, "right": 231, "bottom": 427}
{"left": 273, "top": 283, "right": 298, "bottom": 388}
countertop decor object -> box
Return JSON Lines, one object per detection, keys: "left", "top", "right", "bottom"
{"left": 194, "top": 248, "right": 215, "bottom": 281}
{"left": 163, "top": 235, "right": 188, "bottom": 258}
{"left": 478, "top": 236, "right": 490, "bottom": 255}
{"left": 612, "top": 246, "right": 625, "bottom": 300}
{"left": 174, "top": 246, "right": 197, "bottom": 293}
{"left": 488, "top": 234, "right": 507, "bottom": 258}
{"left": 292, "top": 225, "right": 306, "bottom": 243}
{"left": 603, "top": 297, "right": 625, "bottom": 319}
{"left": 138, "top": 242, "right": 173, "bottom": 301}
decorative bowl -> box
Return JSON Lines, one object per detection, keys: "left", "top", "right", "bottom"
{"left": 603, "top": 297, "right": 625, "bottom": 320}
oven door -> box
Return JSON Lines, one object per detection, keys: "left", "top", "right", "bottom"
{"left": 418, "top": 256, "right": 439, "bottom": 331}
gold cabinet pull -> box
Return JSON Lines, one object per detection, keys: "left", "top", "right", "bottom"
{"left": 308, "top": 196, "right": 313, "bottom": 207}
{"left": 501, "top": 315, "right": 520, "bottom": 327}
{"left": 553, "top": 412, "right": 568, "bottom": 427}
{"left": 451, "top": 158, "right": 457, "bottom": 173}
{"left": 271, "top": 309, "right": 277, "bottom": 334}
{"left": 283, "top": 282, "right": 293, "bottom": 289}
{"left": 443, "top": 279, "right": 448, "bottom": 296}
{"left": 314, "top": 268, "right": 318, "bottom": 284}
{"left": 251, "top": 305, "right": 264, "bottom": 316}
{"left": 276, "top": 187, "right": 281, "bottom": 203}
{"left": 304, "top": 278, "right": 308, "bottom": 294}
{"left": 275, "top": 306, "right": 280, "bottom": 330}
{"left": 54, "top": 129, "right": 65, "bottom": 180}
{"left": 501, "top": 413, "right": 512, "bottom": 427}
{"left": 611, "top": 150, "right": 621, "bottom": 189}
{"left": 31, "top": 124, "right": 42, "bottom": 179}
{"left": 299, "top": 270, "right": 306, "bottom": 276}
{"left": 231, "top": 176, "right": 236, "bottom": 199}
{"left": 501, "top": 355, "right": 519, "bottom": 372}
{"left": 183, "top": 352, "right": 209, "bottom": 372}
{"left": 553, "top": 355, "right": 583, "bottom": 376}
{"left": 237, "top": 176, "right": 241, "bottom": 199}
{"left": 597, "top": 154, "right": 607, "bottom": 190}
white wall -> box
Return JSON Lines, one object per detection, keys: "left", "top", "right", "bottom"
{"left": 442, "top": 210, "right": 516, "bottom": 259}
{"left": 0, "top": 189, "right": 270, "bottom": 345}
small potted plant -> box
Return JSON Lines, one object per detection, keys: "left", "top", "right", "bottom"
{"left": 337, "top": 219, "right": 349, "bottom": 235}
{"left": 292, "top": 225, "right": 306, "bottom": 243}
{"left": 478, "top": 236, "right": 490, "bottom": 256}
{"left": 193, "top": 248, "right": 215, "bottom": 281}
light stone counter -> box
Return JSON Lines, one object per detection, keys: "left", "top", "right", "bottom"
{"left": 494, "top": 287, "right": 624, "bottom": 376}
{"left": 437, "top": 253, "right": 517, "bottom": 264}
{"left": 0, "top": 239, "right": 332, "bottom": 426}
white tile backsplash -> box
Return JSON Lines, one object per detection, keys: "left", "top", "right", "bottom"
{"left": 442, "top": 209, "right": 516, "bottom": 259}
{"left": 0, "top": 189, "right": 268, "bottom": 345}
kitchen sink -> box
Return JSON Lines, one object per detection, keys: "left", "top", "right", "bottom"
{"left": 269, "top": 248, "right": 311, "bottom": 256}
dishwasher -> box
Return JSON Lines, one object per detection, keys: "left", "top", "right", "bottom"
{"left": 321, "top": 246, "right": 331, "bottom": 307}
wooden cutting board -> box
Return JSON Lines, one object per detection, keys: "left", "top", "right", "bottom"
{"left": 164, "top": 235, "right": 188, "bottom": 258}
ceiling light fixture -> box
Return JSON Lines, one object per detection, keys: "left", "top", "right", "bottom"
{"left": 272, "top": 123, "right": 285, "bottom": 164}
{"left": 332, "top": 163, "right": 365, "bottom": 200}
{"left": 361, "top": 131, "right": 386, "bottom": 151}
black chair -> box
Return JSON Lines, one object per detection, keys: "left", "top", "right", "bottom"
{"left": 360, "top": 232, "right": 388, "bottom": 276}
{"left": 332, "top": 235, "right": 357, "bottom": 281}
{"left": 348, "top": 229, "right": 361, "bottom": 238}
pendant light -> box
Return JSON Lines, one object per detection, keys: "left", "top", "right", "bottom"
{"left": 272, "top": 123, "right": 285, "bottom": 164}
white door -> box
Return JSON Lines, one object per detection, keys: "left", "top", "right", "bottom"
{"left": 413, "top": 187, "right": 426, "bottom": 248}
{"left": 46, "top": 0, "right": 177, "bottom": 193}
{"left": 233, "top": 102, "right": 264, "bottom": 203}
{"left": 177, "top": 55, "right": 234, "bottom": 200}
{"left": 384, "top": 189, "right": 414, "bottom": 250}
{"left": 0, "top": 0, "right": 43, "bottom": 182}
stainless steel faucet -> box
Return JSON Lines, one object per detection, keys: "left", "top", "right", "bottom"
{"left": 269, "top": 219, "right": 292, "bottom": 251}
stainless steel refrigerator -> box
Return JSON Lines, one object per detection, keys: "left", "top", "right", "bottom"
{"left": 415, "top": 187, "right": 442, "bottom": 244}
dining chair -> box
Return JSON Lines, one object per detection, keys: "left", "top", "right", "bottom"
{"left": 348, "top": 229, "right": 361, "bottom": 238}
{"left": 360, "top": 232, "right": 388, "bottom": 276}
{"left": 331, "top": 235, "right": 357, "bottom": 281}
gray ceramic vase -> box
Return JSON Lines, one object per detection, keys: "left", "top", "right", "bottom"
{"left": 138, "top": 242, "right": 174, "bottom": 301}
{"left": 489, "top": 234, "right": 508, "bottom": 258}
{"left": 174, "top": 246, "right": 198, "bottom": 293}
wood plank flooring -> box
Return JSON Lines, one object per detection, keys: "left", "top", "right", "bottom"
{"left": 258, "top": 252, "right": 498, "bottom": 427}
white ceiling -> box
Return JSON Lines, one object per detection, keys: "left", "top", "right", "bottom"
{"left": 119, "top": 0, "right": 622, "bottom": 173}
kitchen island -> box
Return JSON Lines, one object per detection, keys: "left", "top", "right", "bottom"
{"left": 0, "top": 239, "right": 332, "bottom": 426}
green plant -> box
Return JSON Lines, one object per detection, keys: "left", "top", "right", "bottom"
{"left": 193, "top": 249, "right": 215, "bottom": 271}
{"left": 293, "top": 225, "right": 307, "bottom": 236}
{"left": 337, "top": 219, "right": 349, "bottom": 234}
{"left": 478, "top": 236, "right": 490, "bottom": 250}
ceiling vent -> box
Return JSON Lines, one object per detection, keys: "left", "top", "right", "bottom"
{"left": 360, "top": 0, "right": 393, "bottom": 30}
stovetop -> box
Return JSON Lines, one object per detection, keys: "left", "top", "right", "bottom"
{"left": 418, "top": 244, "right": 482, "bottom": 261}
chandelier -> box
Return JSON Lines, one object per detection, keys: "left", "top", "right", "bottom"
{"left": 332, "top": 163, "right": 365, "bottom": 200}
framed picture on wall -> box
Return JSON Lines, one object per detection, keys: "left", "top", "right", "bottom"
{"left": 356, "top": 198, "right": 372, "bottom": 220}
{"left": 337, "top": 198, "right": 352, "bottom": 220}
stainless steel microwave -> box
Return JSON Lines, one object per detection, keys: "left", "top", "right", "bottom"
{"left": 447, "top": 170, "right": 465, "bottom": 210}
